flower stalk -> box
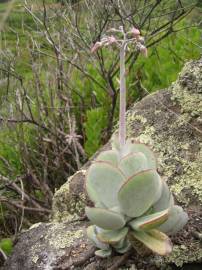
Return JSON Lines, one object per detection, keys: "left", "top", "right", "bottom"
{"left": 90, "top": 26, "right": 148, "bottom": 149}
{"left": 119, "top": 40, "right": 127, "bottom": 149}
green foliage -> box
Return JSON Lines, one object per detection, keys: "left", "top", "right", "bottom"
{"left": 130, "top": 22, "right": 201, "bottom": 94}
{"left": 0, "top": 238, "right": 13, "bottom": 255}
{"left": 196, "top": 0, "right": 202, "bottom": 8}
{"left": 0, "top": 127, "right": 22, "bottom": 177}
{"left": 85, "top": 137, "right": 188, "bottom": 257}
{"left": 84, "top": 108, "right": 107, "bottom": 157}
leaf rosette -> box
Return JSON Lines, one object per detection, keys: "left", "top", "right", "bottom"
{"left": 85, "top": 138, "right": 188, "bottom": 257}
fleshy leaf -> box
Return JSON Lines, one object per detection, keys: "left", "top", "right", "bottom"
{"left": 115, "top": 240, "right": 131, "bottom": 254}
{"left": 86, "top": 161, "right": 125, "bottom": 207}
{"left": 153, "top": 179, "right": 174, "bottom": 212}
{"left": 130, "top": 229, "right": 172, "bottom": 255}
{"left": 96, "top": 150, "right": 119, "bottom": 166}
{"left": 119, "top": 152, "right": 148, "bottom": 177}
{"left": 118, "top": 170, "right": 162, "bottom": 217}
{"left": 87, "top": 183, "right": 100, "bottom": 204}
{"left": 111, "top": 237, "right": 125, "bottom": 249}
{"left": 122, "top": 140, "right": 157, "bottom": 169}
{"left": 95, "top": 249, "right": 112, "bottom": 258}
{"left": 86, "top": 225, "right": 109, "bottom": 250}
{"left": 111, "top": 133, "right": 120, "bottom": 151}
{"left": 128, "top": 232, "right": 151, "bottom": 255}
{"left": 85, "top": 207, "right": 126, "bottom": 230}
{"left": 129, "top": 209, "right": 169, "bottom": 231}
{"left": 158, "top": 205, "right": 188, "bottom": 235}
{"left": 95, "top": 201, "right": 107, "bottom": 208}
{"left": 110, "top": 206, "right": 122, "bottom": 214}
{"left": 97, "top": 227, "right": 128, "bottom": 244}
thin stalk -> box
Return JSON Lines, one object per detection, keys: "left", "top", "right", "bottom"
{"left": 119, "top": 42, "right": 126, "bottom": 148}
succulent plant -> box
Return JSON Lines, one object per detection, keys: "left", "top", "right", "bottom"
{"left": 86, "top": 25, "right": 188, "bottom": 258}
{"left": 85, "top": 137, "right": 188, "bottom": 257}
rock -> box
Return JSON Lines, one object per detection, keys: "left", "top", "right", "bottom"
{"left": 3, "top": 59, "right": 202, "bottom": 270}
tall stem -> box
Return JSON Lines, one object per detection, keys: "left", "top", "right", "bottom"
{"left": 119, "top": 43, "right": 126, "bottom": 149}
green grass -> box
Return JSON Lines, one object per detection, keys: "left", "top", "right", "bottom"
{"left": 0, "top": 127, "right": 22, "bottom": 177}
{"left": 131, "top": 23, "right": 201, "bottom": 93}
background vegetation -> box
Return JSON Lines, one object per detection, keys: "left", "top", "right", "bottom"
{"left": 0, "top": 0, "right": 201, "bottom": 263}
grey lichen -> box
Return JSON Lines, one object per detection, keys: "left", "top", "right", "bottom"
{"left": 48, "top": 227, "right": 83, "bottom": 249}
{"left": 52, "top": 170, "right": 87, "bottom": 222}
{"left": 171, "top": 61, "right": 202, "bottom": 114}
{"left": 126, "top": 59, "right": 202, "bottom": 205}
{"left": 124, "top": 59, "right": 202, "bottom": 267}
{"left": 164, "top": 244, "right": 202, "bottom": 267}
{"left": 29, "top": 222, "right": 85, "bottom": 267}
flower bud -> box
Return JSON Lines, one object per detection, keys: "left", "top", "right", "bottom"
{"left": 130, "top": 27, "right": 140, "bottom": 38}
{"left": 139, "top": 45, "right": 148, "bottom": 57}
{"left": 91, "top": 42, "right": 102, "bottom": 53}
{"left": 106, "top": 35, "right": 117, "bottom": 45}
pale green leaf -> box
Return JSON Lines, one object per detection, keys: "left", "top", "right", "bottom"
{"left": 95, "top": 249, "right": 112, "bottom": 257}
{"left": 86, "top": 225, "right": 109, "bottom": 250}
{"left": 122, "top": 140, "right": 157, "bottom": 169}
{"left": 85, "top": 207, "right": 126, "bottom": 230}
{"left": 118, "top": 170, "right": 162, "bottom": 217}
{"left": 129, "top": 209, "right": 169, "bottom": 231}
{"left": 153, "top": 179, "right": 174, "bottom": 212}
{"left": 158, "top": 205, "right": 188, "bottom": 235}
{"left": 96, "top": 150, "right": 119, "bottom": 166}
{"left": 119, "top": 152, "right": 148, "bottom": 177}
{"left": 97, "top": 227, "right": 128, "bottom": 244}
{"left": 86, "top": 161, "right": 125, "bottom": 207}
{"left": 130, "top": 229, "right": 172, "bottom": 255}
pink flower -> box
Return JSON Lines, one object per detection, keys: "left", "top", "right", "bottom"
{"left": 130, "top": 27, "right": 140, "bottom": 38}
{"left": 139, "top": 45, "right": 148, "bottom": 57}
{"left": 91, "top": 41, "right": 102, "bottom": 53}
{"left": 107, "top": 35, "right": 117, "bottom": 45}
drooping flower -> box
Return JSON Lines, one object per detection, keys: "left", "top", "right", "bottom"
{"left": 106, "top": 35, "right": 117, "bottom": 45}
{"left": 139, "top": 45, "right": 148, "bottom": 57}
{"left": 130, "top": 27, "right": 140, "bottom": 38}
{"left": 91, "top": 36, "right": 118, "bottom": 53}
{"left": 91, "top": 41, "right": 102, "bottom": 53}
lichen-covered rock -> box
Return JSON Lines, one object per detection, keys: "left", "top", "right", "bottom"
{"left": 125, "top": 60, "right": 202, "bottom": 206}
{"left": 52, "top": 170, "right": 88, "bottom": 223}
{"left": 3, "top": 59, "right": 202, "bottom": 270}
{"left": 2, "top": 221, "right": 92, "bottom": 270}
